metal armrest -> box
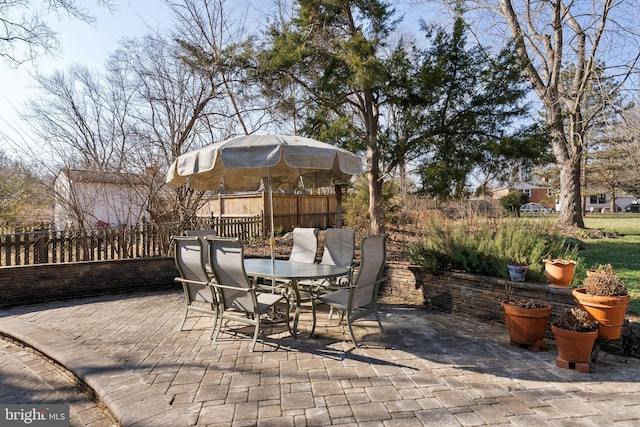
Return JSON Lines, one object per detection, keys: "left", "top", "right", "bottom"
{"left": 174, "top": 277, "right": 211, "bottom": 287}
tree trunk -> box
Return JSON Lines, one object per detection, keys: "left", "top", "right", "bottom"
{"left": 555, "top": 127, "right": 585, "bottom": 228}
{"left": 334, "top": 184, "right": 343, "bottom": 228}
{"left": 364, "top": 90, "right": 385, "bottom": 235}
{"left": 367, "top": 145, "right": 385, "bottom": 235}
{"left": 557, "top": 157, "right": 584, "bottom": 227}
{"left": 610, "top": 188, "right": 617, "bottom": 213}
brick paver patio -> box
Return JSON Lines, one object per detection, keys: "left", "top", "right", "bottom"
{"left": 1, "top": 290, "right": 640, "bottom": 426}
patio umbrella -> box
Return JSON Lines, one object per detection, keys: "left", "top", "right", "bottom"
{"left": 165, "top": 134, "right": 364, "bottom": 262}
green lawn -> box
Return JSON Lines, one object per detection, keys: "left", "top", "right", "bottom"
{"left": 581, "top": 214, "right": 640, "bottom": 315}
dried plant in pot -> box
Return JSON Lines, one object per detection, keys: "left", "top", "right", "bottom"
{"left": 572, "top": 264, "right": 630, "bottom": 340}
{"left": 551, "top": 307, "right": 598, "bottom": 373}
{"left": 501, "top": 282, "right": 551, "bottom": 351}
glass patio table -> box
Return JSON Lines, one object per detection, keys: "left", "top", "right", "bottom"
{"left": 244, "top": 258, "right": 349, "bottom": 338}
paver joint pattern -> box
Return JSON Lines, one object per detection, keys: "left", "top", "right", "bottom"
{"left": 1, "top": 290, "right": 639, "bottom": 426}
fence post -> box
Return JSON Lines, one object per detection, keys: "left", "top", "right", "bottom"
{"left": 36, "top": 231, "right": 48, "bottom": 264}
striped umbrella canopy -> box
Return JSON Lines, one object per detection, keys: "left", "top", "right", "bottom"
{"left": 166, "top": 134, "right": 364, "bottom": 262}
{"left": 166, "top": 134, "right": 363, "bottom": 192}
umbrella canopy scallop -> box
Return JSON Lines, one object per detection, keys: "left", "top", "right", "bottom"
{"left": 165, "top": 134, "right": 364, "bottom": 192}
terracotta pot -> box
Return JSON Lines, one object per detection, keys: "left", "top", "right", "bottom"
{"left": 572, "top": 288, "right": 631, "bottom": 340}
{"left": 501, "top": 301, "right": 551, "bottom": 351}
{"left": 551, "top": 322, "right": 598, "bottom": 372}
{"left": 544, "top": 259, "right": 576, "bottom": 288}
{"left": 507, "top": 264, "right": 528, "bottom": 282}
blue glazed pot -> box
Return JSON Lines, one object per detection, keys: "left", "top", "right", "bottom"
{"left": 507, "top": 264, "right": 528, "bottom": 282}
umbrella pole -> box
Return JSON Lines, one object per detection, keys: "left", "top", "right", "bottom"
{"left": 268, "top": 168, "right": 275, "bottom": 265}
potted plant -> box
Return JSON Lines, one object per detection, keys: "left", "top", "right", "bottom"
{"left": 572, "top": 264, "right": 630, "bottom": 340}
{"left": 507, "top": 257, "right": 528, "bottom": 282}
{"left": 551, "top": 307, "right": 598, "bottom": 373}
{"left": 543, "top": 254, "right": 576, "bottom": 288}
{"left": 501, "top": 281, "right": 551, "bottom": 351}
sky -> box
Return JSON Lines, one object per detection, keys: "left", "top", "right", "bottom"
{"left": 0, "top": 0, "right": 439, "bottom": 159}
{"left": 0, "top": 0, "right": 172, "bottom": 156}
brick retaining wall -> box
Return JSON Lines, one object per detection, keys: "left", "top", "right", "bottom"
{"left": 0, "top": 258, "right": 177, "bottom": 309}
{"left": 380, "top": 262, "right": 576, "bottom": 332}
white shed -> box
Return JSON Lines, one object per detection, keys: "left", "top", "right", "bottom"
{"left": 54, "top": 169, "right": 149, "bottom": 230}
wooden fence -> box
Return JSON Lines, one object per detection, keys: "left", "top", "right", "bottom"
{"left": 1, "top": 193, "right": 342, "bottom": 266}
{"left": 0, "top": 215, "right": 263, "bottom": 266}
{"left": 199, "top": 193, "right": 339, "bottom": 233}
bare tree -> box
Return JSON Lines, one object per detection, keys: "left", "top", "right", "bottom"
{"left": 20, "top": 1, "right": 265, "bottom": 230}
{"left": 160, "top": 0, "right": 278, "bottom": 226}
{"left": 24, "top": 65, "right": 132, "bottom": 171}
{"left": 108, "top": 33, "right": 226, "bottom": 225}
{"left": 166, "top": 0, "right": 270, "bottom": 136}
{"left": 441, "top": 0, "right": 640, "bottom": 228}
{"left": 24, "top": 32, "right": 229, "bottom": 227}
{"left": 0, "top": 0, "right": 114, "bottom": 66}
{"left": 612, "top": 104, "right": 640, "bottom": 196}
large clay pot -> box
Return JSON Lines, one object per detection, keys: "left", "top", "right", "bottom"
{"left": 572, "top": 288, "right": 631, "bottom": 340}
{"left": 501, "top": 301, "right": 551, "bottom": 351}
{"left": 544, "top": 259, "right": 576, "bottom": 288}
{"left": 551, "top": 322, "right": 598, "bottom": 373}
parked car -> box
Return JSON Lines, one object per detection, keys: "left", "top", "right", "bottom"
{"left": 625, "top": 203, "right": 640, "bottom": 213}
{"left": 520, "top": 202, "right": 547, "bottom": 215}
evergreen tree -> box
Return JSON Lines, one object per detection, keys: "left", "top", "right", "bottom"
{"left": 257, "top": 2, "right": 546, "bottom": 230}
{"left": 413, "top": 18, "right": 549, "bottom": 198}
{"left": 257, "top": 0, "right": 399, "bottom": 234}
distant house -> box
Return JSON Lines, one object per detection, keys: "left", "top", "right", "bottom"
{"left": 492, "top": 180, "right": 554, "bottom": 209}
{"left": 582, "top": 187, "right": 636, "bottom": 213}
{"left": 54, "top": 169, "right": 149, "bottom": 230}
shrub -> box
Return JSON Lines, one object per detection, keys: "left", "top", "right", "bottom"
{"left": 500, "top": 191, "right": 528, "bottom": 215}
{"left": 343, "top": 177, "right": 399, "bottom": 233}
{"left": 406, "top": 215, "right": 583, "bottom": 284}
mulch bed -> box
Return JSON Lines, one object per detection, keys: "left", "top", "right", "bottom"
{"left": 244, "top": 230, "right": 409, "bottom": 263}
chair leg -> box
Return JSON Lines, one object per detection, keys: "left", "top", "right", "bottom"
{"left": 285, "top": 303, "right": 292, "bottom": 335}
{"left": 209, "top": 306, "right": 220, "bottom": 340}
{"left": 324, "top": 306, "right": 345, "bottom": 324}
{"left": 250, "top": 320, "right": 260, "bottom": 352}
{"left": 212, "top": 314, "right": 224, "bottom": 342}
{"left": 375, "top": 310, "right": 384, "bottom": 333}
{"left": 287, "top": 291, "right": 302, "bottom": 338}
{"left": 181, "top": 308, "right": 189, "bottom": 331}
{"left": 346, "top": 315, "right": 358, "bottom": 348}
{"left": 309, "top": 297, "right": 317, "bottom": 337}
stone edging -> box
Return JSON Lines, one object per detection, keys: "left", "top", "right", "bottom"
{"left": 0, "top": 317, "right": 189, "bottom": 427}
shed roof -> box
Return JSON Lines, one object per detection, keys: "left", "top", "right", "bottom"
{"left": 60, "top": 169, "right": 145, "bottom": 185}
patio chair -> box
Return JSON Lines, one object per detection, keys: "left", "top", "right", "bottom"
{"left": 288, "top": 227, "right": 319, "bottom": 263}
{"left": 297, "top": 228, "right": 356, "bottom": 317}
{"left": 318, "top": 234, "right": 388, "bottom": 348}
{"left": 263, "top": 226, "right": 319, "bottom": 292}
{"left": 172, "top": 236, "right": 218, "bottom": 337}
{"left": 184, "top": 230, "right": 217, "bottom": 268}
{"left": 317, "top": 228, "right": 356, "bottom": 288}
{"left": 206, "top": 237, "right": 290, "bottom": 352}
